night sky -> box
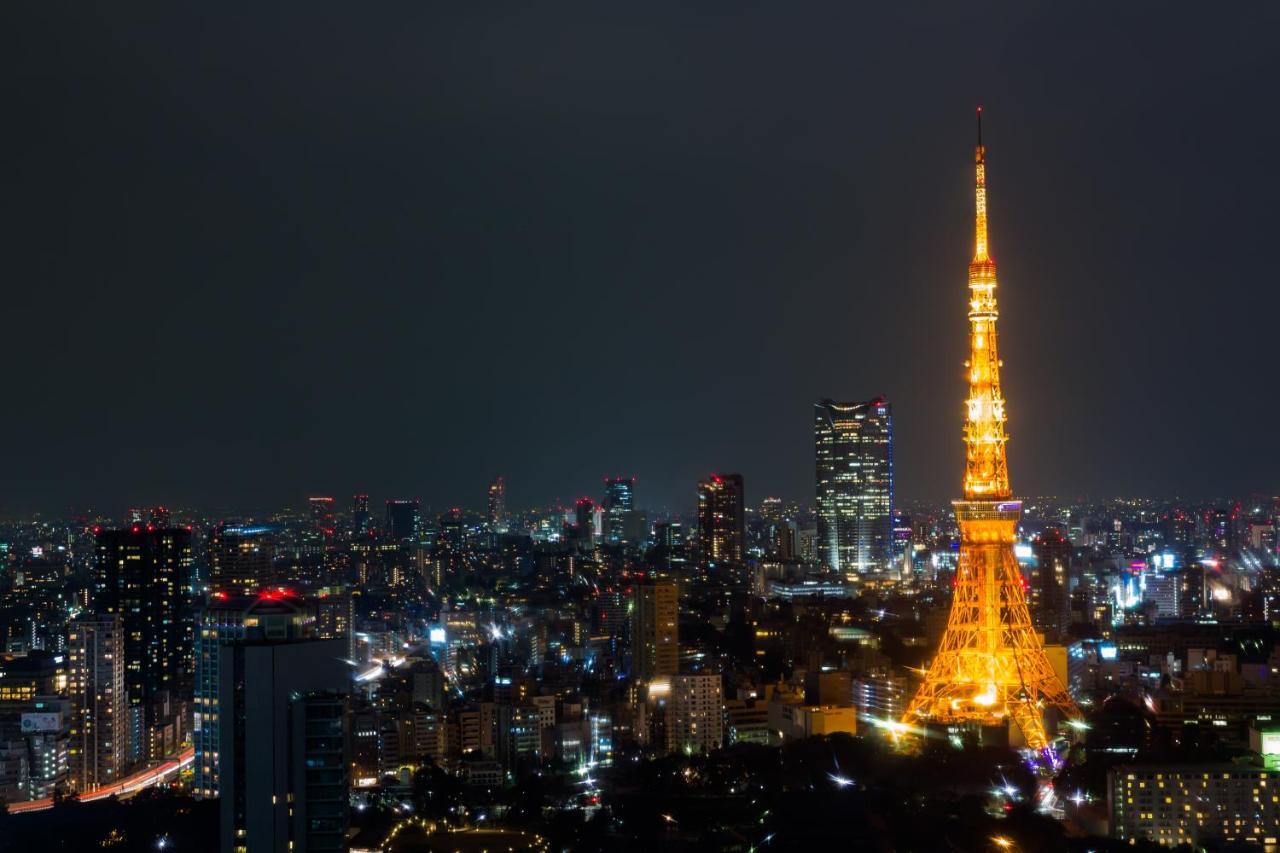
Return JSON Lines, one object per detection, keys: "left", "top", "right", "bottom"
{"left": 3, "top": 3, "right": 1278, "bottom": 516}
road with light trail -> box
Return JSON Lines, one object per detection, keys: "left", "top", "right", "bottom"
{"left": 5, "top": 746, "right": 195, "bottom": 814}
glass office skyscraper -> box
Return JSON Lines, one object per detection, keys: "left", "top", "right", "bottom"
{"left": 814, "top": 398, "right": 894, "bottom": 576}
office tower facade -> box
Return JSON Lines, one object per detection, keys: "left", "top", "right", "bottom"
{"left": 631, "top": 581, "right": 678, "bottom": 681}
{"left": 218, "top": 597, "right": 349, "bottom": 853}
{"left": 308, "top": 496, "right": 335, "bottom": 528}
{"left": 653, "top": 522, "right": 685, "bottom": 552}
{"left": 602, "top": 477, "right": 635, "bottom": 545}
{"left": 622, "top": 510, "right": 649, "bottom": 548}
{"left": 67, "top": 614, "right": 127, "bottom": 792}
{"left": 209, "top": 524, "right": 276, "bottom": 593}
{"left": 93, "top": 526, "right": 192, "bottom": 734}
{"left": 814, "top": 397, "right": 895, "bottom": 576}
{"left": 352, "top": 494, "right": 371, "bottom": 536}
{"left": 194, "top": 593, "right": 257, "bottom": 799}
{"left": 697, "top": 474, "right": 745, "bottom": 565}
{"left": 1031, "top": 526, "right": 1072, "bottom": 638}
{"left": 1144, "top": 574, "right": 1181, "bottom": 619}
{"left": 288, "top": 694, "right": 350, "bottom": 853}
{"left": 666, "top": 673, "right": 723, "bottom": 755}
{"left": 386, "top": 499, "right": 421, "bottom": 542}
{"left": 573, "top": 498, "right": 596, "bottom": 547}
{"left": 486, "top": 477, "right": 507, "bottom": 531}
{"left": 314, "top": 588, "right": 354, "bottom": 661}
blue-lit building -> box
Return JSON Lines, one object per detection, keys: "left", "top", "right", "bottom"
{"left": 194, "top": 593, "right": 256, "bottom": 800}
{"left": 602, "top": 477, "right": 634, "bottom": 545}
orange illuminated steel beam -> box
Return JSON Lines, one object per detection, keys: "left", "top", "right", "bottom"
{"left": 902, "top": 109, "right": 1080, "bottom": 751}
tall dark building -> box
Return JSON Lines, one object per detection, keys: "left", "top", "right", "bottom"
{"left": 602, "top": 477, "right": 635, "bottom": 545}
{"left": 814, "top": 398, "right": 894, "bottom": 576}
{"left": 486, "top": 476, "right": 506, "bottom": 531}
{"left": 217, "top": 596, "right": 350, "bottom": 853}
{"left": 574, "top": 497, "right": 596, "bottom": 547}
{"left": 1031, "top": 526, "right": 1072, "bottom": 639}
{"left": 697, "top": 474, "right": 745, "bottom": 565}
{"left": 196, "top": 591, "right": 354, "bottom": 804}
{"left": 288, "top": 693, "right": 349, "bottom": 852}
{"left": 93, "top": 525, "right": 192, "bottom": 745}
{"left": 351, "top": 494, "right": 371, "bottom": 536}
{"left": 208, "top": 524, "right": 276, "bottom": 593}
{"left": 437, "top": 507, "right": 465, "bottom": 550}
{"left": 386, "top": 499, "right": 421, "bottom": 542}
{"left": 307, "top": 497, "right": 335, "bottom": 534}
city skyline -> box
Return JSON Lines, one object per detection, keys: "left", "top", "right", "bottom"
{"left": 3, "top": 5, "right": 1278, "bottom": 515}
{"left": 1, "top": 56, "right": 1278, "bottom": 850}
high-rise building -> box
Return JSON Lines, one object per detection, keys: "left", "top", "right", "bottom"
{"left": 1144, "top": 573, "right": 1182, "bottom": 620}
{"left": 631, "top": 581, "right": 678, "bottom": 681}
{"left": 903, "top": 110, "right": 1079, "bottom": 749}
{"left": 438, "top": 508, "right": 465, "bottom": 550}
{"left": 93, "top": 525, "right": 192, "bottom": 748}
{"left": 352, "top": 494, "right": 371, "bottom": 536}
{"left": 602, "top": 477, "right": 635, "bottom": 545}
{"left": 486, "top": 477, "right": 507, "bottom": 531}
{"left": 697, "top": 474, "right": 745, "bottom": 565}
{"left": 653, "top": 522, "right": 685, "bottom": 552}
{"left": 622, "top": 510, "right": 649, "bottom": 548}
{"left": 208, "top": 524, "right": 276, "bottom": 593}
{"left": 386, "top": 499, "right": 421, "bottom": 542}
{"left": 573, "top": 498, "right": 596, "bottom": 548}
{"left": 308, "top": 497, "right": 336, "bottom": 536}
{"left": 217, "top": 596, "right": 350, "bottom": 853}
{"left": 314, "top": 588, "right": 354, "bottom": 661}
{"left": 666, "top": 673, "right": 723, "bottom": 755}
{"left": 193, "top": 592, "right": 260, "bottom": 800}
{"left": 67, "top": 614, "right": 127, "bottom": 793}
{"left": 288, "top": 693, "right": 350, "bottom": 853}
{"left": 814, "top": 398, "right": 894, "bottom": 577}
{"left": 196, "top": 591, "right": 354, "bottom": 803}
{"left": 1031, "top": 526, "right": 1072, "bottom": 639}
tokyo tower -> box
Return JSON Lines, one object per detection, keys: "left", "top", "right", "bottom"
{"left": 901, "top": 109, "right": 1080, "bottom": 750}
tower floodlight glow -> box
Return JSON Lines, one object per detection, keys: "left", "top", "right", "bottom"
{"left": 901, "top": 109, "right": 1081, "bottom": 750}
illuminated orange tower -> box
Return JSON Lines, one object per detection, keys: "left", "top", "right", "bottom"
{"left": 902, "top": 109, "right": 1079, "bottom": 750}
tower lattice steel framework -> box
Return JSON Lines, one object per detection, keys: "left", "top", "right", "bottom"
{"left": 902, "top": 109, "right": 1080, "bottom": 750}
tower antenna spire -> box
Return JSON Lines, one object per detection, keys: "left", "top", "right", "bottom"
{"left": 901, "top": 109, "right": 1082, "bottom": 753}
